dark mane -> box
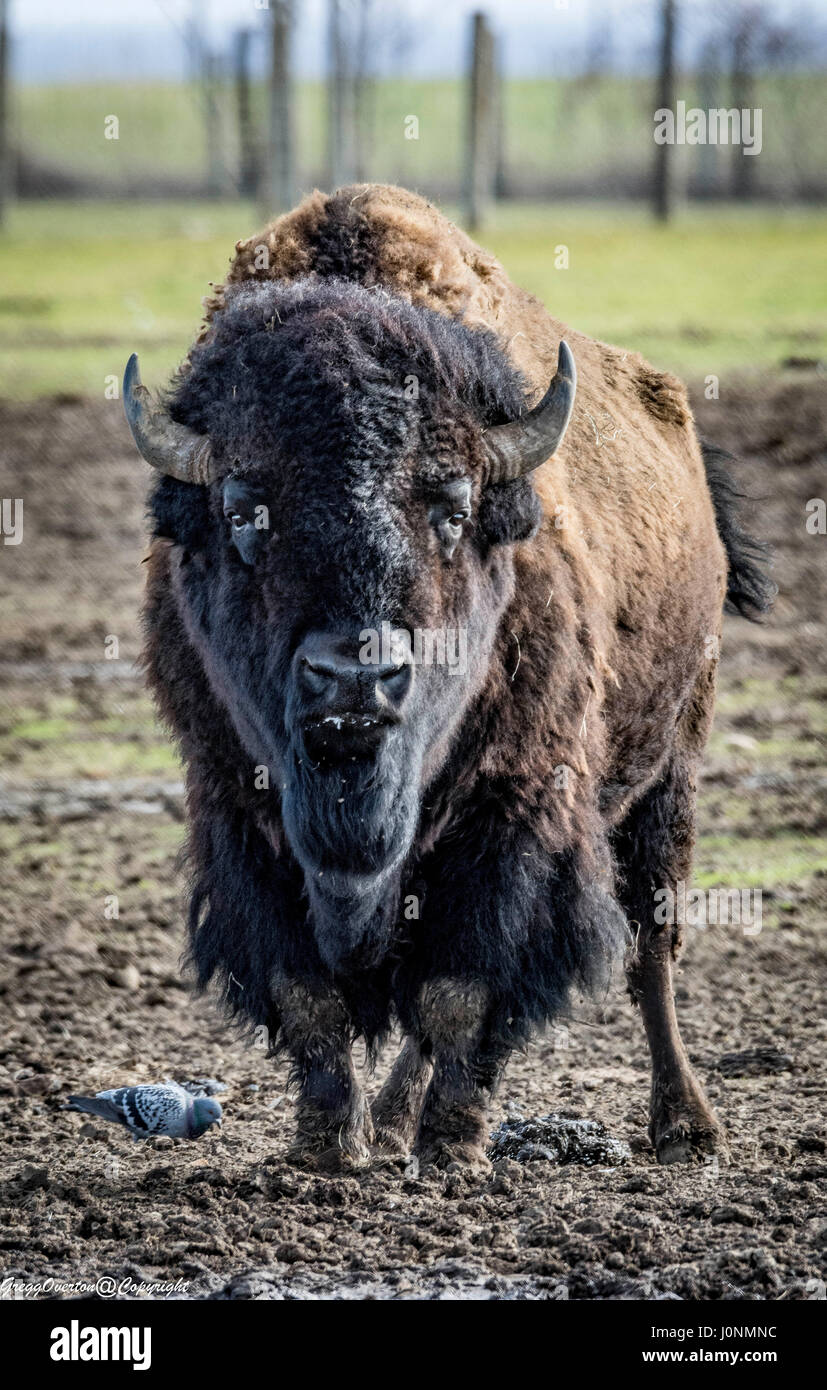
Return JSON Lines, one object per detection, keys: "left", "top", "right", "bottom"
{"left": 167, "top": 277, "right": 528, "bottom": 471}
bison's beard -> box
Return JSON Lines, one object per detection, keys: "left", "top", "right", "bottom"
{"left": 281, "top": 729, "right": 422, "bottom": 970}
{"left": 170, "top": 558, "right": 421, "bottom": 968}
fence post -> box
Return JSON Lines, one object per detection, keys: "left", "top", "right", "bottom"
{"left": 465, "top": 11, "right": 495, "bottom": 231}
{"left": 353, "top": 0, "right": 374, "bottom": 184}
{"left": 492, "top": 31, "right": 506, "bottom": 200}
{"left": 203, "top": 50, "right": 224, "bottom": 197}
{"left": 265, "top": 0, "right": 295, "bottom": 216}
{"left": 235, "top": 28, "right": 258, "bottom": 199}
{"left": 731, "top": 12, "right": 756, "bottom": 200}
{"left": 695, "top": 37, "right": 719, "bottom": 198}
{"left": 328, "top": 0, "right": 356, "bottom": 189}
{"left": 652, "top": 0, "right": 676, "bottom": 222}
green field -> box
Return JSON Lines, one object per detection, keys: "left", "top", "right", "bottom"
{"left": 14, "top": 73, "right": 827, "bottom": 192}
{"left": 0, "top": 199, "right": 824, "bottom": 399}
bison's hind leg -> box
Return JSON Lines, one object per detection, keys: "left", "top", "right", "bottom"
{"left": 407, "top": 977, "right": 508, "bottom": 1176}
{"left": 371, "top": 1037, "right": 433, "bottom": 1158}
{"left": 614, "top": 754, "right": 728, "bottom": 1165}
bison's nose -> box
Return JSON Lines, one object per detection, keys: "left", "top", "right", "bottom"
{"left": 295, "top": 632, "right": 413, "bottom": 718}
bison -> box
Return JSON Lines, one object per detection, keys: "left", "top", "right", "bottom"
{"left": 123, "top": 185, "right": 773, "bottom": 1173}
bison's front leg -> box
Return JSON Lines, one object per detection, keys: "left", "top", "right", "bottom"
{"left": 411, "top": 978, "right": 507, "bottom": 1174}
{"left": 277, "top": 979, "right": 373, "bottom": 1171}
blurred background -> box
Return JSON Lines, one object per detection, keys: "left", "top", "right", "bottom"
{"left": 0, "top": 5, "right": 825, "bottom": 1293}
{"left": 0, "top": 0, "right": 825, "bottom": 395}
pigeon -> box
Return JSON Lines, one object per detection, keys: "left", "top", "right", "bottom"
{"left": 174, "top": 1077, "right": 228, "bottom": 1098}
{"left": 63, "top": 1082, "right": 222, "bottom": 1140}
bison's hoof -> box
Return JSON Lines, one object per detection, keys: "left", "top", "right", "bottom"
{"left": 286, "top": 1138, "right": 371, "bottom": 1174}
{"left": 653, "top": 1112, "right": 728, "bottom": 1166}
{"left": 371, "top": 1126, "right": 412, "bottom": 1160}
{"left": 416, "top": 1139, "right": 492, "bottom": 1177}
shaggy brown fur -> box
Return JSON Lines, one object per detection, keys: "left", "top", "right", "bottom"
{"left": 201, "top": 184, "right": 725, "bottom": 845}
{"left": 141, "top": 185, "right": 772, "bottom": 1170}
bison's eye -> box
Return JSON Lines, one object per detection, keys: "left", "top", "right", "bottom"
{"left": 429, "top": 479, "right": 472, "bottom": 560}
{"left": 440, "top": 511, "right": 470, "bottom": 551}
{"left": 222, "top": 479, "right": 269, "bottom": 566}
{"left": 224, "top": 507, "right": 253, "bottom": 536}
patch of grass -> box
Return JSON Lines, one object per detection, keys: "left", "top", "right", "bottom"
{"left": 0, "top": 198, "right": 824, "bottom": 398}
{"left": 484, "top": 201, "right": 827, "bottom": 376}
{"left": 715, "top": 675, "right": 827, "bottom": 723}
{"left": 7, "top": 715, "right": 75, "bottom": 741}
{"left": 8, "top": 839, "right": 66, "bottom": 863}
{"left": 695, "top": 833, "right": 827, "bottom": 889}
{"left": 706, "top": 731, "right": 825, "bottom": 766}
{"left": 2, "top": 737, "right": 180, "bottom": 780}
{"left": 700, "top": 792, "right": 799, "bottom": 836}
{"left": 6, "top": 714, "right": 168, "bottom": 746}
{"left": 1, "top": 685, "right": 180, "bottom": 780}
{"left": 140, "top": 821, "right": 188, "bottom": 847}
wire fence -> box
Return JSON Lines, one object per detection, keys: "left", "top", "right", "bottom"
{"left": 6, "top": 0, "right": 827, "bottom": 209}
{"left": 10, "top": 67, "right": 827, "bottom": 205}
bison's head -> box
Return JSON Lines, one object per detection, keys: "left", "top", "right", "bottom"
{"left": 126, "top": 279, "right": 574, "bottom": 968}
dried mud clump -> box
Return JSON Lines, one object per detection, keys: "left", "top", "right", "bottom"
{"left": 489, "top": 1112, "right": 631, "bottom": 1167}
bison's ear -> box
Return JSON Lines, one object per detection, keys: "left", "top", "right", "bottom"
{"left": 478, "top": 477, "right": 542, "bottom": 545}
{"left": 150, "top": 474, "right": 210, "bottom": 550}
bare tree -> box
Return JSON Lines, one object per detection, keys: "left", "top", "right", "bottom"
{"left": 652, "top": 0, "right": 677, "bottom": 222}
{"left": 584, "top": 0, "right": 615, "bottom": 82}
{"left": 326, "top": 0, "right": 399, "bottom": 189}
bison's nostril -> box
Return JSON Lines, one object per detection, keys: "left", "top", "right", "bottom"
{"left": 376, "top": 662, "right": 412, "bottom": 707}
{"left": 300, "top": 658, "right": 337, "bottom": 697}
{"left": 295, "top": 633, "right": 413, "bottom": 718}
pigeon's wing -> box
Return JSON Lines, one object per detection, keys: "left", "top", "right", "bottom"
{"left": 108, "top": 1086, "right": 163, "bottom": 1135}
{"left": 65, "top": 1095, "right": 128, "bottom": 1126}
{"left": 130, "top": 1085, "right": 191, "bottom": 1137}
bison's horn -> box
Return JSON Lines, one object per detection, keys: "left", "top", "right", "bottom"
{"left": 123, "top": 354, "right": 216, "bottom": 485}
{"left": 483, "top": 340, "right": 576, "bottom": 485}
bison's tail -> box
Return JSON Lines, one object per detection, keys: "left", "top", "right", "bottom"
{"left": 701, "top": 441, "right": 776, "bottom": 622}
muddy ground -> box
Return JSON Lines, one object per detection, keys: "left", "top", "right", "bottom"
{"left": 0, "top": 375, "right": 825, "bottom": 1301}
